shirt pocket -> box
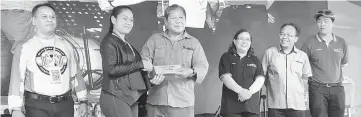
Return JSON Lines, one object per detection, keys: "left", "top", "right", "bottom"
{"left": 154, "top": 45, "right": 167, "bottom": 60}
{"left": 182, "top": 46, "right": 194, "bottom": 64}
{"left": 292, "top": 60, "right": 304, "bottom": 75}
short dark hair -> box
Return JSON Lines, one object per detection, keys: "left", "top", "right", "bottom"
{"left": 228, "top": 29, "right": 254, "bottom": 56}
{"left": 164, "top": 4, "right": 186, "bottom": 20}
{"left": 108, "top": 6, "right": 133, "bottom": 33}
{"left": 32, "top": 3, "right": 56, "bottom": 16}
{"left": 280, "top": 23, "right": 301, "bottom": 37}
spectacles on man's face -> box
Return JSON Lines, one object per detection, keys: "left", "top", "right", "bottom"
{"left": 279, "top": 33, "right": 296, "bottom": 38}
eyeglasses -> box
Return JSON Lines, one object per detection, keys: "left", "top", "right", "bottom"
{"left": 279, "top": 33, "right": 296, "bottom": 38}
{"left": 236, "top": 38, "right": 251, "bottom": 42}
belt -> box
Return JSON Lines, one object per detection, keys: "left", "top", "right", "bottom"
{"left": 309, "top": 80, "right": 343, "bottom": 87}
{"left": 25, "top": 91, "right": 71, "bottom": 103}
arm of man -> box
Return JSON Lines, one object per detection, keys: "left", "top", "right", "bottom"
{"left": 69, "top": 49, "right": 87, "bottom": 101}
{"left": 8, "top": 45, "right": 27, "bottom": 116}
{"left": 190, "top": 40, "right": 209, "bottom": 84}
{"left": 302, "top": 52, "right": 313, "bottom": 79}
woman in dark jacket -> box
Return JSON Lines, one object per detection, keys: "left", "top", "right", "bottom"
{"left": 99, "top": 6, "right": 153, "bottom": 117}
{"left": 218, "top": 29, "right": 265, "bottom": 117}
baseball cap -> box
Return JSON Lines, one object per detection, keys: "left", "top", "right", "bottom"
{"left": 314, "top": 9, "right": 336, "bottom": 21}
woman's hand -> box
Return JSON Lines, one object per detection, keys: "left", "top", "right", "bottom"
{"left": 237, "top": 89, "right": 252, "bottom": 102}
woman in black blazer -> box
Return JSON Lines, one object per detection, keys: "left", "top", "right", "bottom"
{"left": 99, "top": 6, "right": 155, "bottom": 117}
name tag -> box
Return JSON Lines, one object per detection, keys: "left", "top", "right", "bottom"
{"left": 334, "top": 48, "right": 342, "bottom": 53}
{"left": 49, "top": 67, "right": 63, "bottom": 84}
{"left": 247, "top": 64, "right": 256, "bottom": 68}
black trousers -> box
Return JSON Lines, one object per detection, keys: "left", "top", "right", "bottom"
{"left": 268, "top": 108, "right": 305, "bottom": 117}
{"left": 308, "top": 81, "right": 345, "bottom": 117}
{"left": 25, "top": 95, "right": 74, "bottom": 117}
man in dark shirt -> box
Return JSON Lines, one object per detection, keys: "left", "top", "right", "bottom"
{"left": 301, "top": 9, "right": 348, "bottom": 117}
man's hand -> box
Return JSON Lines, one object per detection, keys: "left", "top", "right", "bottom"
{"left": 78, "top": 103, "right": 88, "bottom": 117}
{"left": 142, "top": 60, "right": 153, "bottom": 71}
{"left": 150, "top": 74, "right": 165, "bottom": 85}
{"left": 174, "top": 67, "right": 194, "bottom": 79}
{"left": 237, "top": 89, "right": 252, "bottom": 102}
{"left": 11, "top": 110, "right": 24, "bottom": 117}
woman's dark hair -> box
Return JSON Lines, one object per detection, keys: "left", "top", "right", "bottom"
{"left": 108, "top": 6, "right": 133, "bottom": 33}
{"left": 32, "top": 3, "right": 56, "bottom": 16}
{"left": 228, "top": 29, "right": 254, "bottom": 56}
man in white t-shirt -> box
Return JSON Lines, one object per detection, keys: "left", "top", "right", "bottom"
{"left": 8, "top": 3, "right": 88, "bottom": 117}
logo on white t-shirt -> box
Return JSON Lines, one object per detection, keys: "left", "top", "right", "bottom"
{"left": 35, "top": 47, "right": 68, "bottom": 75}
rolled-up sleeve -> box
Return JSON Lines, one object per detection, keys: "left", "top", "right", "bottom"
{"left": 191, "top": 40, "right": 209, "bottom": 84}
{"left": 8, "top": 45, "right": 26, "bottom": 113}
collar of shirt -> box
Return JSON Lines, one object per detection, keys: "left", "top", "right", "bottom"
{"left": 316, "top": 33, "right": 337, "bottom": 43}
{"left": 276, "top": 45, "right": 299, "bottom": 54}
{"left": 161, "top": 30, "right": 192, "bottom": 41}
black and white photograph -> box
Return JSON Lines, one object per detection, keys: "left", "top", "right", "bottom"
{"left": 1, "top": 0, "right": 360, "bottom": 117}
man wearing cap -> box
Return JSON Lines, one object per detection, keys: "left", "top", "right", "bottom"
{"left": 301, "top": 9, "right": 348, "bottom": 117}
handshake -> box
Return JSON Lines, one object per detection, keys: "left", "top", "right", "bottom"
{"left": 237, "top": 88, "right": 253, "bottom": 102}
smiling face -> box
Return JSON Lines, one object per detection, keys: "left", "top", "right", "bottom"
{"left": 317, "top": 16, "right": 334, "bottom": 35}
{"left": 165, "top": 8, "right": 186, "bottom": 35}
{"left": 111, "top": 9, "right": 134, "bottom": 35}
{"left": 279, "top": 25, "right": 298, "bottom": 48}
{"left": 32, "top": 6, "right": 57, "bottom": 34}
{"left": 234, "top": 32, "right": 252, "bottom": 53}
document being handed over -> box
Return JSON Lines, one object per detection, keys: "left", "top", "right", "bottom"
{"left": 153, "top": 65, "right": 182, "bottom": 75}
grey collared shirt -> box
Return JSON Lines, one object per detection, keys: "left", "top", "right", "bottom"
{"left": 141, "top": 31, "right": 209, "bottom": 107}
{"left": 262, "top": 46, "right": 312, "bottom": 110}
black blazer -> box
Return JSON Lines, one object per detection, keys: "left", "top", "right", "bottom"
{"left": 100, "top": 33, "right": 151, "bottom": 104}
